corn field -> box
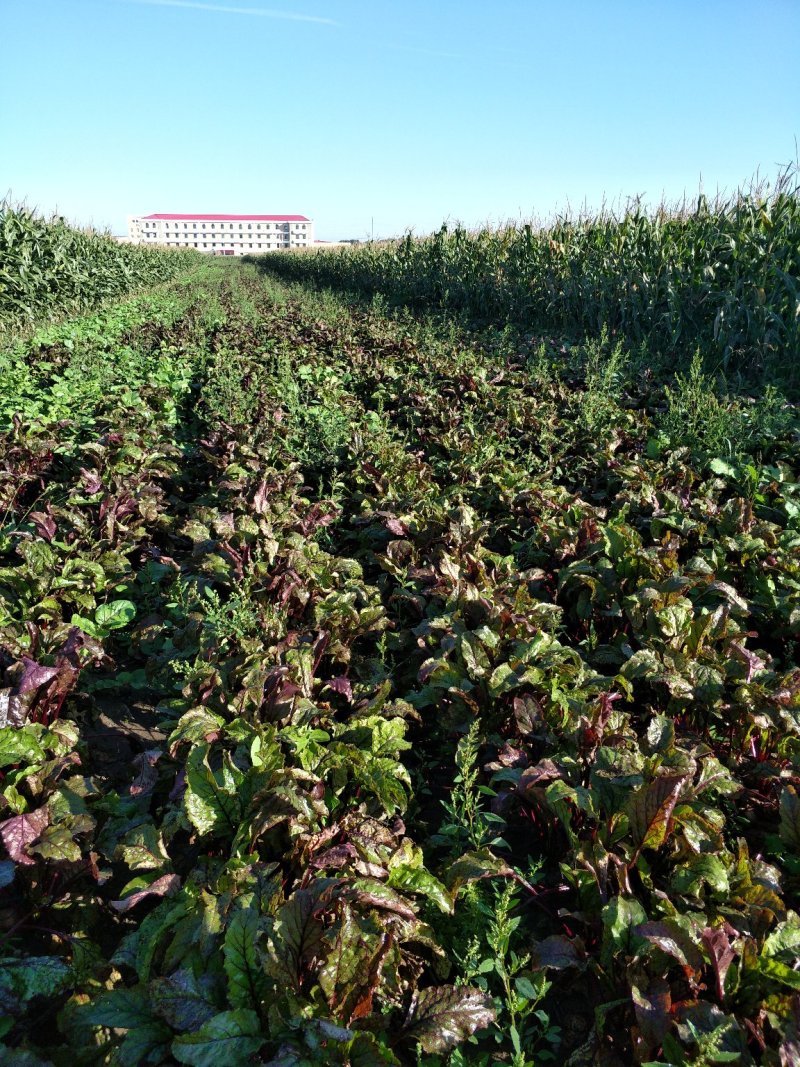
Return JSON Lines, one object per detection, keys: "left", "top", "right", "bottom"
{"left": 259, "top": 171, "right": 800, "bottom": 392}
{"left": 0, "top": 203, "right": 200, "bottom": 337}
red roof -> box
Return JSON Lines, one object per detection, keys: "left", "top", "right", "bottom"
{"left": 142, "top": 213, "right": 310, "bottom": 222}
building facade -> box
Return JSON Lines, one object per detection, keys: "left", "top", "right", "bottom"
{"left": 127, "top": 213, "right": 314, "bottom": 254}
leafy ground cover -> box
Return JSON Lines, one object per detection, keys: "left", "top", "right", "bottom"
{"left": 0, "top": 257, "right": 799, "bottom": 1065}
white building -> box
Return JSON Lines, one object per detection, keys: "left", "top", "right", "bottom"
{"left": 127, "top": 213, "right": 314, "bottom": 254}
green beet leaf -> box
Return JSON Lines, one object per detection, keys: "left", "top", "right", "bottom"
{"left": 387, "top": 839, "right": 453, "bottom": 913}
{"left": 184, "top": 745, "right": 244, "bottom": 837}
{"left": 223, "top": 906, "right": 269, "bottom": 1012}
{"left": 0, "top": 727, "right": 46, "bottom": 768}
{"left": 443, "top": 849, "right": 514, "bottom": 896}
{"left": 1, "top": 955, "right": 71, "bottom": 1000}
{"left": 95, "top": 599, "right": 136, "bottom": 631}
{"left": 671, "top": 854, "right": 730, "bottom": 899}
{"left": 171, "top": 1008, "right": 263, "bottom": 1066}
{"left": 79, "top": 986, "right": 157, "bottom": 1030}
{"left": 150, "top": 968, "right": 219, "bottom": 1032}
{"left": 601, "top": 895, "right": 648, "bottom": 957}
{"left": 116, "top": 1022, "right": 175, "bottom": 1067}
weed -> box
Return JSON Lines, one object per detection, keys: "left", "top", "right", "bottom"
{"left": 446, "top": 878, "right": 561, "bottom": 1066}
{"left": 578, "top": 326, "right": 629, "bottom": 434}
{"left": 434, "top": 721, "right": 508, "bottom": 855}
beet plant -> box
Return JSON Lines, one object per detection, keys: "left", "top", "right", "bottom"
{"left": 0, "top": 242, "right": 798, "bottom": 1064}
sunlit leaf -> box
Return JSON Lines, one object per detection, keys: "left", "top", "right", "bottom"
{"left": 95, "top": 599, "right": 136, "bottom": 631}
{"left": 627, "top": 775, "right": 685, "bottom": 853}
{"left": 402, "top": 985, "right": 495, "bottom": 1053}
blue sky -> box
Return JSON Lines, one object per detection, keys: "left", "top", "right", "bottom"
{"left": 3, "top": 0, "right": 799, "bottom": 240}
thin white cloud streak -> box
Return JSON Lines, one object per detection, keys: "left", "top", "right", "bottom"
{"left": 122, "top": 0, "right": 336, "bottom": 26}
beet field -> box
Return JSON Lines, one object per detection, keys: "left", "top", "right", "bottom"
{"left": 1, "top": 195, "right": 800, "bottom": 1065}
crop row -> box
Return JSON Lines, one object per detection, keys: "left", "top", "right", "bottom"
{"left": 0, "top": 204, "right": 200, "bottom": 338}
{"left": 256, "top": 171, "right": 800, "bottom": 395}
